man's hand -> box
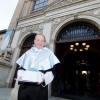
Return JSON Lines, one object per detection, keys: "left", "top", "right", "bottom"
{"left": 18, "top": 76, "right": 22, "bottom": 81}
{"left": 37, "top": 78, "right": 45, "bottom": 85}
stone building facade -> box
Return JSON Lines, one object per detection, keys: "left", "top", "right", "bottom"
{"left": 1, "top": 0, "right": 100, "bottom": 99}
{"left": 0, "top": 29, "right": 6, "bottom": 47}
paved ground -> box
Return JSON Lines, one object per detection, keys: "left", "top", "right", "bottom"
{"left": 0, "top": 88, "right": 13, "bottom": 100}
{"left": 0, "top": 88, "right": 69, "bottom": 100}
{"left": 1, "top": 88, "right": 100, "bottom": 100}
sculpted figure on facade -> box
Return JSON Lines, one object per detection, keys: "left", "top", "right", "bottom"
{"left": 0, "top": 45, "right": 14, "bottom": 61}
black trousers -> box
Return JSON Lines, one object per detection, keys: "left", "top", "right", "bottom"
{"left": 18, "top": 82, "right": 48, "bottom": 100}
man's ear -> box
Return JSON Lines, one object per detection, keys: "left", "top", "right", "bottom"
{"left": 34, "top": 39, "right": 36, "bottom": 44}
{"left": 44, "top": 42, "right": 46, "bottom": 47}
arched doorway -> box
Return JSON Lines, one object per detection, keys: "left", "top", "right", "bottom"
{"left": 12, "top": 34, "right": 36, "bottom": 87}
{"left": 52, "top": 21, "right": 100, "bottom": 99}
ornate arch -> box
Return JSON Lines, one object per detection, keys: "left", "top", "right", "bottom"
{"left": 51, "top": 15, "right": 100, "bottom": 42}
{"left": 57, "top": 21, "right": 100, "bottom": 41}
{"left": 18, "top": 31, "right": 39, "bottom": 47}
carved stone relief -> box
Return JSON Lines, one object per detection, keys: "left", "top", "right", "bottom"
{"left": 44, "top": 18, "right": 53, "bottom": 23}
{"left": 78, "top": 8, "right": 100, "bottom": 19}
{"left": 19, "top": 0, "right": 96, "bottom": 22}
{"left": 45, "top": 0, "right": 90, "bottom": 11}
{"left": 0, "top": 45, "right": 14, "bottom": 62}
{"left": 50, "top": 7, "right": 100, "bottom": 39}
{"left": 50, "top": 39, "right": 55, "bottom": 44}
{"left": 51, "top": 15, "right": 73, "bottom": 36}
{"left": 52, "top": 18, "right": 61, "bottom": 24}
{"left": 16, "top": 0, "right": 100, "bottom": 46}
{"left": 17, "top": 23, "right": 44, "bottom": 43}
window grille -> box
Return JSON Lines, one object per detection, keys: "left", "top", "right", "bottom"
{"left": 33, "top": 0, "right": 48, "bottom": 10}
{"left": 23, "top": 35, "right": 36, "bottom": 46}
{"left": 57, "top": 22, "right": 100, "bottom": 41}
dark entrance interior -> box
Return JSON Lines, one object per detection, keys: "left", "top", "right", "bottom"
{"left": 52, "top": 21, "right": 100, "bottom": 99}
{"left": 63, "top": 40, "right": 100, "bottom": 94}
{"left": 52, "top": 40, "right": 100, "bottom": 100}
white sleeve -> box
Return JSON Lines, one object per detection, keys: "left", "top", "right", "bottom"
{"left": 43, "top": 71, "right": 54, "bottom": 86}
{"left": 16, "top": 53, "right": 26, "bottom": 67}
{"left": 49, "top": 52, "right": 60, "bottom": 68}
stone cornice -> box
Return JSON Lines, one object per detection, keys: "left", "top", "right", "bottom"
{"left": 17, "top": 7, "right": 46, "bottom": 21}
{"left": 17, "top": 0, "right": 97, "bottom": 22}
{"left": 45, "top": 0, "right": 83, "bottom": 11}
{"left": 78, "top": 7, "right": 100, "bottom": 18}
{"left": 16, "top": 3, "right": 100, "bottom": 36}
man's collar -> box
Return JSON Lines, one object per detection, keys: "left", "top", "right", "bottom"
{"left": 32, "top": 47, "right": 43, "bottom": 52}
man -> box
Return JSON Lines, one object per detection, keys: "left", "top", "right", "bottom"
{"left": 16, "top": 34, "right": 60, "bottom": 100}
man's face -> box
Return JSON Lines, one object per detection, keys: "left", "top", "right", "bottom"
{"left": 34, "top": 35, "right": 45, "bottom": 49}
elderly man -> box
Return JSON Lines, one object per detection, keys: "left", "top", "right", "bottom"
{"left": 16, "top": 34, "right": 60, "bottom": 100}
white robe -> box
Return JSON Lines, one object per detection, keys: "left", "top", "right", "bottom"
{"left": 16, "top": 47, "right": 60, "bottom": 86}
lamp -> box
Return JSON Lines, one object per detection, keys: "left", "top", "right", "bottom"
{"left": 74, "top": 49, "right": 77, "bottom": 52}
{"left": 70, "top": 47, "right": 73, "bottom": 50}
{"left": 75, "top": 42, "right": 79, "bottom": 46}
{"left": 86, "top": 45, "right": 90, "bottom": 48}
{"left": 70, "top": 45, "right": 74, "bottom": 48}
{"left": 82, "top": 71, "right": 87, "bottom": 75}
{"left": 70, "top": 42, "right": 90, "bottom": 52}
{"left": 79, "top": 49, "right": 83, "bottom": 52}
{"left": 82, "top": 43, "right": 86, "bottom": 46}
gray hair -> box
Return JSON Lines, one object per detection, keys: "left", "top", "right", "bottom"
{"left": 34, "top": 34, "right": 46, "bottom": 42}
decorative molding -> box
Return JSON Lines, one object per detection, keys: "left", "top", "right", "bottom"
{"left": 18, "top": 7, "right": 45, "bottom": 21}
{"left": 50, "top": 39, "right": 55, "bottom": 44}
{"left": 15, "top": 27, "right": 22, "bottom": 31}
{"left": 50, "top": 7, "right": 100, "bottom": 41}
{"left": 44, "top": 18, "right": 53, "bottom": 23}
{"left": 18, "top": 0, "right": 94, "bottom": 21}
{"left": 16, "top": 0, "right": 100, "bottom": 44}
{"left": 52, "top": 17, "right": 61, "bottom": 24}
{"left": 78, "top": 8, "right": 100, "bottom": 19}
{"left": 17, "top": 44, "right": 22, "bottom": 49}
{"left": 73, "top": 13, "right": 78, "bottom": 19}
{"left": 18, "top": 23, "right": 44, "bottom": 41}
{"left": 0, "top": 60, "right": 12, "bottom": 67}
{"left": 45, "top": 0, "right": 87, "bottom": 11}
{"left": 51, "top": 15, "right": 72, "bottom": 35}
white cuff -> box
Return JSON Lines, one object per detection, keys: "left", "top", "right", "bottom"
{"left": 43, "top": 71, "right": 54, "bottom": 86}
{"left": 17, "top": 70, "right": 24, "bottom": 78}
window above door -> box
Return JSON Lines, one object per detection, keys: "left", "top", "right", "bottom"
{"left": 32, "top": 0, "right": 48, "bottom": 11}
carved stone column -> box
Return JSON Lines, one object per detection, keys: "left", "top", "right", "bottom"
{"left": 49, "top": 39, "right": 55, "bottom": 52}
{"left": 48, "top": 41, "right": 55, "bottom": 97}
